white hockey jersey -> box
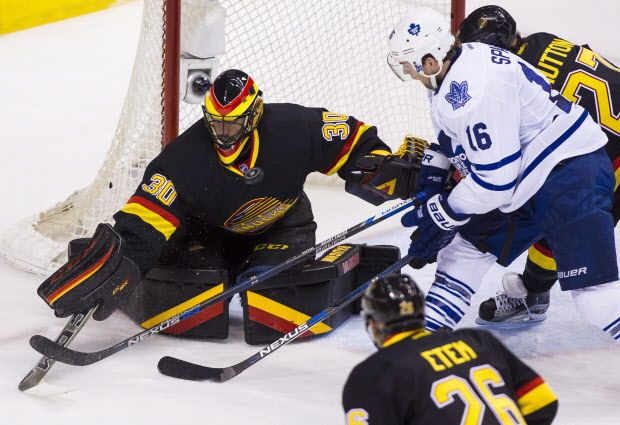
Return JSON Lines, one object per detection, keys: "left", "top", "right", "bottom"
{"left": 430, "top": 42, "right": 607, "bottom": 215}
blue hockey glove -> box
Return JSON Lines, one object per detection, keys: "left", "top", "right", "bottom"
{"left": 401, "top": 194, "right": 470, "bottom": 267}
{"left": 415, "top": 144, "right": 452, "bottom": 200}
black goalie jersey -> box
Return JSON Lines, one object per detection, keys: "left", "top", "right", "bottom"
{"left": 515, "top": 32, "right": 620, "bottom": 166}
{"left": 342, "top": 329, "right": 558, "bottom": 425}
{"left": 112, "top": 103, "right": 389, "bottom": 272}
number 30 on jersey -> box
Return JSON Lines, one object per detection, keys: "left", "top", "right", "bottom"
{"left": 322, "top": 112, "right": 350, "bottom": 141}
{"left": 142, "top": 173, "right": 177, "bottom": 206}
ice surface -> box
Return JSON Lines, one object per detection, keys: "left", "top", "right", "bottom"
{"left": 0, "top": 2, "right": 618, "bottom": 424}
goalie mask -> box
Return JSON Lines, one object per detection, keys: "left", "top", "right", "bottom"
{"left": 203, "top": 69, "right": 264, "bottom": 153}
{"left": 456, "top": 5, "right": 517, "bottom": 50}
{"left": 387, "top": 7, "right": 454, "bottom": 89}
{"left": 362, "top": 273, "right": 425, "bottom": 348}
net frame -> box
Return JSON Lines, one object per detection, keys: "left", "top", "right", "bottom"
{"left": 1, "top": 0, "right": 465, "bottom": 274}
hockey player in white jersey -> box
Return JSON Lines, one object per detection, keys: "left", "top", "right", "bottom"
{"left": 387, "top": 7, "right": 620, "bottom": 341}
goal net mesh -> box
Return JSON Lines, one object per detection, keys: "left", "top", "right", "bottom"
{"left": 1, "top": 0, "right": 456, "bottom": 274}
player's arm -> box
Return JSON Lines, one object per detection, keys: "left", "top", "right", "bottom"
{"left": 307, "top": 108, "right": 421, "bottom": 204}
{"left": 37, "top": 156, "right": 186, "bottom": 321}
{"left": 488, "top": 334, "right": 559, "bottom": 424}
{"left": 113, "top": 159, "right": 184, "bottom": 273}
{"left": 342, "top": 362, "right": 406, "bottom": 425}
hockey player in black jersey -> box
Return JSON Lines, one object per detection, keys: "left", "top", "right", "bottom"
{"left": 455, "top": 5, "right": 620, "bottom": 325}
{"left": 36, "top": 69, "right": 420, "bottom": 343}
{"left": 342, "top": 273, "right": 558, "bottom": 425}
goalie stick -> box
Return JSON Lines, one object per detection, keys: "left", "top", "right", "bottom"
{"left": 19, "top": 306, "right": 96, "bottom": 391}
{"left": 29, "top": 199, "right": 416, "bottom": 366}
{"left": 157, "top": 254, "right": 413, "bottom": 382}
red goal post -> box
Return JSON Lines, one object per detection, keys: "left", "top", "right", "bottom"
{"left": 1, "top": 0, "right": 465, "bottom": 274}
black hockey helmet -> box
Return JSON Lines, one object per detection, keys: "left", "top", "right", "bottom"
{"left": 203, "top": 69, "right": 264, "bottom": 151}
{"left": 456, "top": 5, "right": 518, "bottom": 50}
{"left": 362, "top": 273, "right": 425, "bottom": 347}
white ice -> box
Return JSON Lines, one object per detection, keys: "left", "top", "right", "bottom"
{"left": 0, "top": 2, "right": 619, "bottom": 424}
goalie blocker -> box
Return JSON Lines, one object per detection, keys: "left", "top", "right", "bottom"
{"left": 38, "top": 224, "right": 141, "bottom": 321}
{"left": 66, "top": 240, "right": 400, "bottom": 345}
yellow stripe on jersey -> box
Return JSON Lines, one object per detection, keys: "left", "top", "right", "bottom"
{"left": 220, "top": 130, "right": 259, "bottom": 172}
{"left": 382, "top": 329, "right": 431, "bottom": 348}
{"left": 120, "top": 203, "right": 177, "bottom": 240}
{"left": 324, "top": 124, "right": 372, "bottom": 176}
{"left": 246, "top": 291, "right": 332, "bottom": 334}
{"left": 518, "top": 382, "right": 558, "bottom": 416}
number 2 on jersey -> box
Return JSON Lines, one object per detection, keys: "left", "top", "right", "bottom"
{"left": 561, "top": 47, "right": 620, "bottom": 136}
{"left": 431, "top": 364, "right": 526, "bottom": 425}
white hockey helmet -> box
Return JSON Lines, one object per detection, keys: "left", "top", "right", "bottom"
{"left": 387, "top": 7, "right": 454, "bottom": 88}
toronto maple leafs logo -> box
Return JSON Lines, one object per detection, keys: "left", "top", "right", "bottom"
{"left": 444, "top": 81, "right": 472, "bottom": 110}
{"left": 408, "top": 23, "right": 421, "bottom": 36}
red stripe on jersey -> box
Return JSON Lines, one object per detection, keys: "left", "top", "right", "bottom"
{"left": 128, "top": 195, "right": 180, "bottom": 228}
{"left": 516, "top": 376, "right": 544, "bottom": 398}
{"left": 533, "top": 242, "right": 554, "bottom": 258}
{"left": 320, "top": 121, "right": 364, "bottom": 174}
{"left": 210, "top": 77, "right": 254, "bottom": 115}
{"left": 613, "top": 156, "right": 620, "bottom": 171}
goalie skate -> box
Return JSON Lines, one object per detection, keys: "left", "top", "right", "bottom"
{"left": 476, "top": 272, "right": 550, "bottom": 326}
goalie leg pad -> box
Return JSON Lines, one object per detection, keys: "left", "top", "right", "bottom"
{"left": 119, "top": 267, "right": 230, "bottom": 338}
{"left": 241, "top": 244, "right": 400, "bottom": 345}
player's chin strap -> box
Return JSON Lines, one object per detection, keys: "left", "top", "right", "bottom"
{"left": 28, "top": 198, "right": 417, "bottom": 369}
{"left": 429, "top": 75, "right": 439, "bottom": 90}
{"left": 157, "top": 254, "right": 415, "bottom": 383}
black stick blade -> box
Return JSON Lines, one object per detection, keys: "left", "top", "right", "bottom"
{"left": 158, "top": 356, "right": 228, "bottom": 382}
{"left": 29, "top": 335, "right": 93, "bottom": 366}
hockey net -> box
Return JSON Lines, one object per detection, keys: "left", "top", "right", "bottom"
{"left": 1, "top": 0, "right": 464, "bottom": 274}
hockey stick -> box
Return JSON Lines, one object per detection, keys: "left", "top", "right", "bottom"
{"left": 29, "top": 199, "right": 415, "bottom": 366}
{"left": 157, "top": 254, "right": 413, "bottom": 382}
{"left": 19, "top": 306, "right": 96, "bottom": 391}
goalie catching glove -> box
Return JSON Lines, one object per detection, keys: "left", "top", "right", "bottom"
{"left": 345, "top": 135, "right": 428, "bottom": 205}
{"left": 37, "top": 223, "right": 140, "bottom": 321}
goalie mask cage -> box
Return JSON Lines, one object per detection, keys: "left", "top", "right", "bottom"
{"left": 1, "top": 0, "right": 465, "bottom": 274}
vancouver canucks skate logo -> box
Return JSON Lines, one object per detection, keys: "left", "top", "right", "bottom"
{"left": 224, "top": 196, "right": 299, "bottom": 234}
{"left": 445, "top": 81, "right": 472, "bottom": 110}
{"left": 408, "top": 23, "right": 421, "bottom": 36}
